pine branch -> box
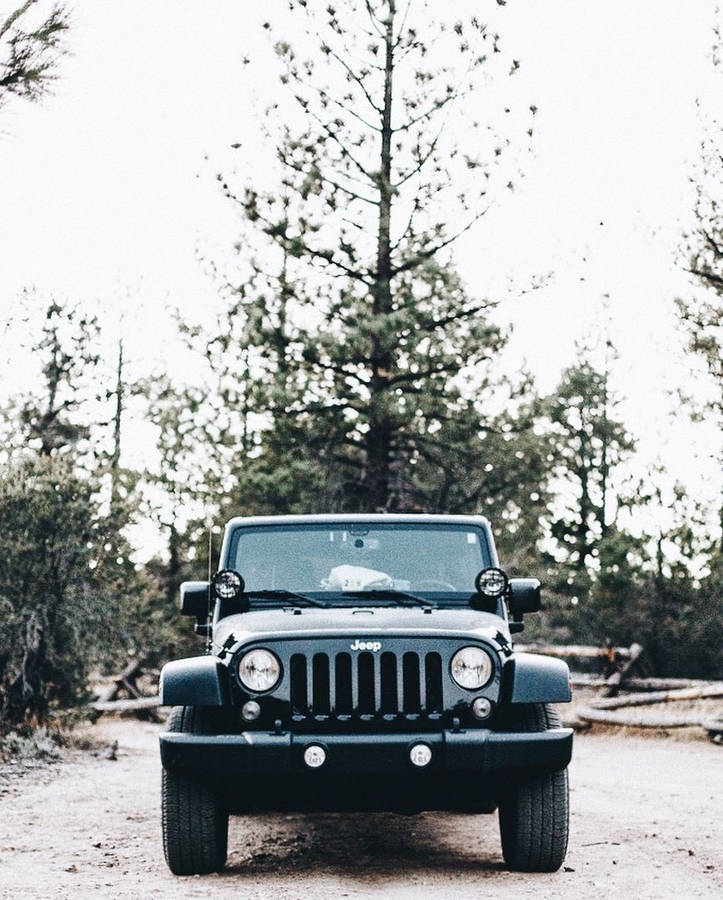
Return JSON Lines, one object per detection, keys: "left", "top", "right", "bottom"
{"left": 300, "top": 99, "right": 375, "bottom": 183}
{"left": 321, "top": 43, "right": 383, "bottom": 116}
{"left": 278, "top": 152, "right": 378, "bottom": 206}
{"left": 393, "top": 118, "right": 448, "bottom": 187}
{"left": 686, "top": 265, "right": 723, "bottom": 290}
{"left": 390, "top": 205, "right": 491, "bottom": 276}
{"left": 386, "top": 357, "right": 467, "bottom": 386}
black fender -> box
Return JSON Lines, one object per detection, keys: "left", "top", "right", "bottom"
{"left": 159, "top": 656, "right": 230, "bottom": 707}
{"left": 502, "top": 652, "right": 571, "bottom": 704}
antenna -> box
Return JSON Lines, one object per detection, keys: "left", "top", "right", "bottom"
{"left": 206, "top": 521, "right": 213, "bottom": 653}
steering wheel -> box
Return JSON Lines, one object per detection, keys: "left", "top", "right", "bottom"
{"left": 413, "top": 578, "right": 457, "bottom": 592}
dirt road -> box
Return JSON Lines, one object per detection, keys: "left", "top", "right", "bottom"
{"left": 0, "top": 719, "right": 720, "bottom": 899}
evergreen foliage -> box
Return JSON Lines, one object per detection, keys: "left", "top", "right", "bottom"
{"left": 0, "top": 1, "right": 69, "bottom": 110}
{"left": 543, "top": 350, "right": 635, "bottom": 590}
{"left": 0, "top": 455, "right": 119, "bottom": 722}
{"left": 205, "top": 0, "right": 537, "bottom": 515}
{"left": 13, "top": 298, "right": 99, "bottom": 457}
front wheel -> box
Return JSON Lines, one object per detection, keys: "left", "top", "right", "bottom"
{"left": 162, "top": 705, "right": 229, "bottom": 876}
{"left": 497, "top": 703, "right": 569, "bottom": 872}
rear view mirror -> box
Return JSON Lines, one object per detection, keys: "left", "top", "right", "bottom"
{"left": 180, "top": 581, "right": 209, "bottom": 617}
{"left": 508, "top": 578, "right": 541, "bottom": 615}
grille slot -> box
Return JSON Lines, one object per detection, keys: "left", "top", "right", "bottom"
{"left": 380, "top": 652, "right": 397, "bottom": 713}
{"left": 289, "top": 648, "right": 444, "bottom": 720}
{"left": 403, "top": 651, "right": 421, "bottom": 713}
{"left": 312, "top": 653, "right": 330, "bottom": 714}
{"left": 358, "top": 652, "right": 374, "bottom": 713}
{"left": 335, "top": 653, "right": 353, "bottom": 714}
{"left": 425, "top": 652, "right": 443, "bottom": 713}
{"left": 290, "top": 654, "right": 307, "bottom": 714}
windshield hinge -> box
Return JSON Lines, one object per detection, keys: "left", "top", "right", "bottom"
{"left": 495, "top": 630, "right": 514, "bottom": 656}
{"left": 217, "top": 634, "right": 237, "bottom": 660}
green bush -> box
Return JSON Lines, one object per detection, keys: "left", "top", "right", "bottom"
{"left": 0, "top": 456, "right": 127, "bottom": 726}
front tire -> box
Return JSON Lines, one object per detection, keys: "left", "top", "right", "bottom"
{"left": 162, "top": 705, "right": 229, "bottom": 876}
{"left": 497, "top": 703, "right": 569, "bottom": 872}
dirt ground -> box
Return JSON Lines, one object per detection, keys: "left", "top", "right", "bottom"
{"left": 0, "top": 717, "right": 720, "bottom": 900}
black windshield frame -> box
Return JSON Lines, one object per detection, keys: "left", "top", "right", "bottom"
{"left": 224, "top": 521, "right": 494, "bottom": 605}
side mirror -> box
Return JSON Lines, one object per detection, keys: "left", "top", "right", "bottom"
{"left": 508, "top": 578, "right": 541, "bottom": 615}
{"left": 180, "top": 581, "right": 209, "bottom": 617}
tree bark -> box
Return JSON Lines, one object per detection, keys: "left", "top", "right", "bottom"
{"left": 95, "top": 658, "right": 142, "bottom": 704}
{"left": 519, "top": 643, "right": 634, "bottom": 659}
{"left": 166, "top": 522, "right": 181, "bottom": 609}
{"left": 110, "top": 338, "right": 124, "bottom": 510}
{"left": 363, "top": 3, "right": 396, "bottom": 512}
{"left": 91, "top": 696, "right": 161, "bottom": 714}
{"left": 604, "top": 641, "right": 644, "bottom": 696}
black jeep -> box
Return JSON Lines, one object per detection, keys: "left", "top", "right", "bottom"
{"left": 159, "top": 514, "right": 572, "bottom": 875}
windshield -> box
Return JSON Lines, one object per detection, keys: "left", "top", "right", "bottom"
{"left": 227, "top": 523, "right": 491, "bottom": 597}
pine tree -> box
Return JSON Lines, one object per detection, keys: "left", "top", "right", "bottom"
{"left": 678, "top": 54, "right": 723, "bottom": 548}
{"left": 0, "top": 1, "right": 69, "bottom": 112}
{"left": 206, "top": 0, "right": 537, "bottom": 514}
{"left": 543, "top": 347, "right": 635, "bottom": 591}
{"left": 10, "top": 298, "right": 100, "bottom": 457}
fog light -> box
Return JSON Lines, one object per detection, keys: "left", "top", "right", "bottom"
{"left": 241, "top": 700, "right": 261, "bottom": 721}
{"left": 475, "top": 566, "right": 509, "bottom": 598}
{"left": 211, "top": 569, "right": 245, "bottom": 601}
{"left": 471, "top": 697, "right": 492, "bottom": 720}
{"left": 303, "top": 744, "right": 326, "bottom": 768}
{"left": 409, "top": 743, "right": 432, "bottom": 767}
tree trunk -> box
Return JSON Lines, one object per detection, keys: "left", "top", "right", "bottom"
{"left": 166, "top": 522, "right": 181, "bottom": 608}
{"left": 576, "top": 435, "right": 592, "bottom": 570}
{"left": 362, "top": 3, "right": 396, "bottom": 512}
{"left": 110, "top": 338, "right": 124, "bottom": 509}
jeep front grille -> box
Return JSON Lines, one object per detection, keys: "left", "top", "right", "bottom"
{"left": 289, "top": 651, "right": 444, "bottom": 720}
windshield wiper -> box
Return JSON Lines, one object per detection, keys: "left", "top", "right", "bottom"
{"left": 243, "top": 589, "right": 330, "bottom": 609}
{"left": 340, "top": 589, "right": 437, "bottom": 609}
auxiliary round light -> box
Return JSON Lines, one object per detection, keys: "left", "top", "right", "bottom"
{"left": 450, "top": 646, "right": 494, "bottom": 690}
{"left": 237, "top": 648, "right": 281, "bottom": 693}
{"left": 475, "top": 567, "right": 509, "bottom": 599}
{"left": 303, "top": 744, "right": 327, "bottom": 768}
{"left": 212, "top": 569, "right": 245, "bottom": 601}
{"left": 471, "top": 697, "right": 493, "bottom": 720}
{"left": 409, "top": 743, "right": 433, "bottom": 768}
{"left": 241, "top": 700, "right": 261, "bottom": 721}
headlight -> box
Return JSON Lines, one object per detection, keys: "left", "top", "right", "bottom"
{"left": 237, "top": 648, "right": 281, "bottom": 693}
{"left": 450, "top": 646, "right": 494, "bottom": 690}
{"left": 212, "top": 569, "right": 245, "bottom": 601}
{"left": 475, "top": 567, "right": 509, "bottom": 598}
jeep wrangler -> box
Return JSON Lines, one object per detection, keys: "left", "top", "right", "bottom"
{"left": 159, "top": 514, "right": 572, "bottom": 875}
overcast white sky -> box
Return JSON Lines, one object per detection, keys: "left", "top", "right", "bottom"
{"left": 0, "top": 0, "right": 720, "bottom": 541}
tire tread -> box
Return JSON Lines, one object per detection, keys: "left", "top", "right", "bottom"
{"left": 498, "top": 702, "right": 569, "bottom": 872}
{"left": 162, "top": 706, "right": 229, "bottom": 876}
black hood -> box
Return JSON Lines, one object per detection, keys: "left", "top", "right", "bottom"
{"left": 212, "top": 605, "right": 509, "bottom": 655}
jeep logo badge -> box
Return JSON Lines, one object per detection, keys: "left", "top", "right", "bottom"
{"left": 350, "top": 639, "right": 382, "bottom": 652}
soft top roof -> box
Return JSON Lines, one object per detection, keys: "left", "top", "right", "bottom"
{"left": 224, "top": 513, "right": 490, "bottom": 529}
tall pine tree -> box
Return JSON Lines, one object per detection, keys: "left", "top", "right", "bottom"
{"left": 195, "top": 0, "right": 541, "bottom": 519}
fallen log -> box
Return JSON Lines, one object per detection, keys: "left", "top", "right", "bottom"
{"left": 570, "top": 675, "right": 706, "bottom": 690}
{"left": 91, "top": 696, "right": 160, "bottom": 713}
{"left": 586, "top": 684, "right": 723, "bottom": 711}
{"left": 604, "top": 642, "right": 644, "bottom": 697}
{"left": 700, "top": 718, "right": 723, "bottom": 741}
{"left": 120, "top": 677, "right": 142, "bottom": 699}
{"left": 519, "top": 643, "right": 632, "bottom": 660}
{"left": 608, "top": 677, "right": 708, "bottom": 692}
{"left": 95, "top": 658, "right": 143, "bottom": 704}
{"left": 576, "top": 682, "right": 723, "bottom": 737}
{"left": 576, "top": 708, "right": 708, "bottom": 728}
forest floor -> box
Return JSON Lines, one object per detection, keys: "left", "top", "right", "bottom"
{"left": 0, "top": 715, "right": 721, "bottom": 900}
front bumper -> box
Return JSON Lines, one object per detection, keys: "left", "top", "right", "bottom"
{"left": 160, "top": 727, "right": 572, "bottom": 775}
